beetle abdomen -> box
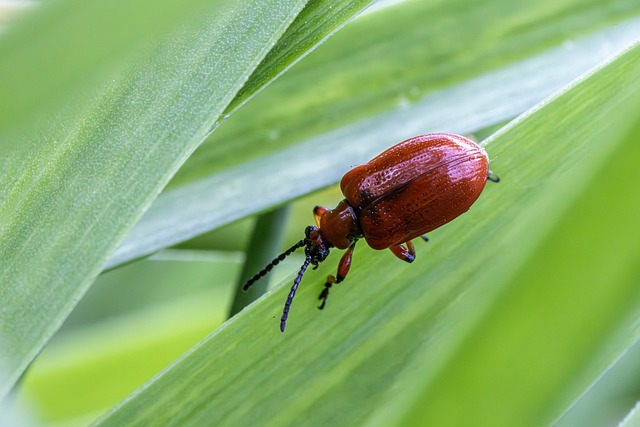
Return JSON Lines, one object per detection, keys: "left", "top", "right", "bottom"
{"left": 341, "top": 134, "right": 480, "bottom": 208}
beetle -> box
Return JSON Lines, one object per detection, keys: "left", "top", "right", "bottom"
{"left": 242, "top": 133, "right": 499, "bottom": 332}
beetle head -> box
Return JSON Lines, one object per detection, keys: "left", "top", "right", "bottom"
{"left": 276, "top": 226, "right": 331, "bottom": 332}
{"left": 304, "top": 225, "right": 330, "bottom": 267}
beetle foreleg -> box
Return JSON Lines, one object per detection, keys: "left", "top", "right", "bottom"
{"left": 390, "top": 241, "right": 415, "bottom": 263}
{"left": 318, "top": 243, "right": 355, "bottom": 310}
{"left": 313, "top": 206, "right": 328, "bottom": 227}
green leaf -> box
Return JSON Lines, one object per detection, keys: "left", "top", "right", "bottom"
{"left": 106, "top": 1, "right": 640, "bottom": 268}
{"left": 93, "top": 42, "right": 640, "bottom": 426}
{"left": 0, "top": 395, "right": 33, "bottom": 427}
{"left": 0, "top": 0, "right": 213, "bottom": 149}
{"left": 620, "top": 402, "right": 640, "bottom": 427}
{"left": 555, "top": 334, "right": 640, "bottom": 426}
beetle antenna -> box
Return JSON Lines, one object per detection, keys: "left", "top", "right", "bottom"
{"left": 242, "top": 239, "right": 305, "bottom": 291}
{"left": 280, "top": 256, "right": 312, "bottom": 333}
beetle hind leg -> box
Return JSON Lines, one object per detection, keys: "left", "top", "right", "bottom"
{"left": 389, "top": 241, "right": 415, "bottom": 263}
{"left": 318, "top": 243, "right": 355, "bottom": 310}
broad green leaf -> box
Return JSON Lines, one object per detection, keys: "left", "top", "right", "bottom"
{"left": 106, "top": 0, "right": 640, "bottom": 268}
{"left": 0, "top": 0, "right": 333, "bottom": 400}
{"left": 94, "top": 42, "right": 640, "bottom": 426}
{"left": 388, "top": 43, "right": 640, "bottom": 426}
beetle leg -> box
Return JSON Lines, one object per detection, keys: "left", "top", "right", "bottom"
{"left": 420, "top": 235, "right": 429, "bottom": 242}
{"left": 318, "top": 243, "right": 355, "bottom": 310}
{"left": 389, "top": 241, "right": 415, "bottom": 263}
{"left": 313, "top": 206, "right": 328, "bottom": 227}
{"left": 487, "top": 171, "right": 500, "bottom": 183}
{"left": 406, "top": 240, "right": 415, "bottom": 257}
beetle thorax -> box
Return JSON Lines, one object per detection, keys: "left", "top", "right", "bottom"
{"left": 317, "top": 199, "right": 362, "bottom": 250}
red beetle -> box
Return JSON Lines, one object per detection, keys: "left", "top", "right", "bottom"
{"left": 243, "top": 133, "right": 498, "bottom": 332}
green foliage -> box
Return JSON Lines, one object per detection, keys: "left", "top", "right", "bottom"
{"left": 2, "top": 0, "right": 640, "bottom": 426}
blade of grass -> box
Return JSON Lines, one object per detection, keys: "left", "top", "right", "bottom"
{"left": 228, "top": 205, "right": 292, "bottom": 317}
{"left": 19, "top": 256, "right": 234, "bottom": 424}
{"left": 93, "top": 41, "right": 640, "bottom": 427}
{"left": 0, "top": 0, "right": 213, "bottom": 154}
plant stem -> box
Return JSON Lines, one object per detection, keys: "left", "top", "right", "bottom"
{"left": 228, "top": 204, "right": 292, "bottom": 317}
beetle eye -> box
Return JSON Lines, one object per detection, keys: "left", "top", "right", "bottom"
{"left": 304, "top": 225, "right": 318, "bottom": 238}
